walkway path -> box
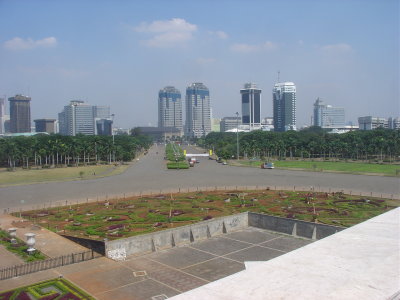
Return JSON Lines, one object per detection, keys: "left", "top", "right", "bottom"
{"left": 0, "top": 245, "right": 24, "bottom": 268}
{"left": 0, "top": 214, "right": 87, "bottom": 258}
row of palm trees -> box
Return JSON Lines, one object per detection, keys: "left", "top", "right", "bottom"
{"left": 0, "top": 134, "right": 152, "bottom": 169}
{"left": 203, "top": 127, "right": 400, "bottom": 161}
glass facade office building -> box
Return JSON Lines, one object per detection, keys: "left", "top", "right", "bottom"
{"left": 241, "top": 83, "right": 261, "bottom": 129}
{"left": 313, "top": 98, "right": 345, "bottom": 128}
{"left": 158, "top": 86, "right": 183, "bottom": 132}
{"left": 185, "top": 83, "right": 211, "bottom": 138}
{"left": 273, "top": 82, "right": 296, "bottom": 132}
{"left": 9, "top": 94, "right": 31, "bottom": 133}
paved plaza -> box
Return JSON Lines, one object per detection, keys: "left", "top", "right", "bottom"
{"left": 0, "top": 227, "right": 312, "bottom": 299}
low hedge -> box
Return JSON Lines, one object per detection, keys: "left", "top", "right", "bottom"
{"left": 167, "top": 162, "right": 189, "bottom": 169}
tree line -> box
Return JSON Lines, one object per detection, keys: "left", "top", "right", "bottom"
{"left": 202, "top": 127, "right": 400, "bottom": 162}
{"left": 0, "top": 134, "right": 152, "bottom": 169}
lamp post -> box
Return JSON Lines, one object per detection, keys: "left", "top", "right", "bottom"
{"left": 236, "top": 112, "right": 239, "bottom": 160}
{"left": 111, "top": 114, "right": 115, "bottom": 162}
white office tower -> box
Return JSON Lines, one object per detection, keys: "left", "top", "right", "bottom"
{"left": 313, "top": 98, "right": 345, "bottom": 128}
{"left": 58, "top": 101, "right": 95, "bottom": 136}
{"left": 273, "top": 82, "right": 296, "bottom": 132}
{"left": 158, "top": 86, "right": 183, "bottom": 132}
{"left": 185, "top": 83, "right": 211, "bottom": 138}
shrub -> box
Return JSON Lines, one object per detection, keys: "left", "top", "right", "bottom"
{"left": 167, "top": 162, "right": 189, "bottom": 169}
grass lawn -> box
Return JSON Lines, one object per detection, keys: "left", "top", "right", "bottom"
{"left": 0, "top": 164, "right": 130, "bottom": 187}
{"left": 234, "top": 160, "right": 400, "bottom": 176}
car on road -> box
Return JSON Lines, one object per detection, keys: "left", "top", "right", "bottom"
{"left": 261, "top": 162, "right": 274, "bottom": 169}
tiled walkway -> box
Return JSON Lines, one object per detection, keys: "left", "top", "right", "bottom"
{"left": 0, "top": 226, "right": 312, "bottom": 300}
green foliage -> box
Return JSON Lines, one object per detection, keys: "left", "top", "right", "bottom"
{"left": 165, "top": 143, "right": 186, "bottom": 161}
{"left": 204, "top": 128, "right": 400, "bottom": 162}
{"left": 0, "top": 134, "right": 152, "bottom": 168}
{"left": 172, "top": 215, "right": 201, "bottom": 222}
{"left": 0, "top": 230, "right": 46, "bottom": 262}
{"left": 167, "top": 162, "right": 189, "bottom": 169}
{"left": 146, "top": 213, "right": 168, "bottom": 222}
{"left": 85, "top": 225, "right": 103, "bottom": 236}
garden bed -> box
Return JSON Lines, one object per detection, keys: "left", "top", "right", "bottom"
{"left": 0, "top": 278, "right": 94, "bottom": 299}
{"left": 0, "top": 230, "right": 46, "bottom": 262}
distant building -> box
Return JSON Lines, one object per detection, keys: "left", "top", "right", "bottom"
{"left": 135, "top": 126, "right": 181, "bottom": 141}
{"left": 158, "top": 86, "right": 183, "bottom": 134}
{"left": 0, "top": 98, "right": 5, "bottom": 134}
{"left": 59, "top": 101, "right": 94, "bottom": 135}
{"left": 95, "top": 119, "right": 113, "bottom": 136}
{"left": 93, "top": 106, "right": 110, "bottom": 119}
{"left": 388, "top": 117, "right": 400, "bottom": 130}
{"left": 211, "top": 118, "right": 221, "bottom": 132}
{"left": 241, "top": 83, "right": 261, "bottom": 130}
{"left": 261, "top": 117, "right": 274, "bottom": 131}
{"left": 58, "top": 101, "right": 112, "bottom": 136}
{"left": 34, "top": 119, "right": 56, "bottom": 133}
{"left": 185, "top": 83, "right": 211, "bottom": 138}
{"left": 220, "top": 116, "right": 241, "bottom": 132}
{"left": 273, "top": 82, "right": 296, "bottom": 132}
{"left": 9, "top": 94, "right": 31, "bottom": 133}
{"left": 313, "top": 98, "right": 345, "bottom": 128}
{"left": 93, "top": 105, "right": 112, "bottom": 135}
{"left": 3, "top": 119, "right": 10, "bottom": 133}
{"left": 358, "top": 116, "right": 388, "bottom": 130}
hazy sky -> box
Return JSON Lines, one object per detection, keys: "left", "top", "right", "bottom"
{"left": 0, "top": 0, "right": 398, "bottom": 129}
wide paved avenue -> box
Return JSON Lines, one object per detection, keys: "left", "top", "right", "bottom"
{"left": 1, "top": 145, "right": 399, "bottom": 210}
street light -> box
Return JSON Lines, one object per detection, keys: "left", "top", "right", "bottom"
{"left": 236, "top": 112, "right": 239, "bottom": 160}
{"left": 111, "top": 114, "right": 115, "bottom": 162}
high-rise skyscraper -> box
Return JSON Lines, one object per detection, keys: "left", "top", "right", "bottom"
{"left": 158, "top": 86, "right": 183, "bottom": 132}
{"left": 313, "top": 98, "right": 345, "bottom": 128}
{"left": 273, "top": 82, "right": 296, "bottom": 132}
{"left": 9, "top": 94, "right": 31, "bottom": 133}
{"left": 185, "top": 83, "right": 211, "bottom": 138}
{"left": 241, "top": 83, "right": 261, "bottom": 130}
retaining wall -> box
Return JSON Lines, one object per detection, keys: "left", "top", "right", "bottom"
{"left": 248, "top": 212, "right": 344, "bottom": 240}
{"left": 104, "top": 212, "right": 345, "bottom": 260}
{"left": 61, "top": 235, "right": 106, "bottom": 255}
{"left": 105, "top": 212, "right": 249, "bottom": 259}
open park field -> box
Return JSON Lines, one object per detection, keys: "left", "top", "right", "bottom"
{"left": 235, "top": 160, "right": 400, "bottom": 176}
{"left": 16, "top": 189, "right": 398, "bottom": 241}
{"left": 0, "top": 164, "right": 130, "bottom": 187}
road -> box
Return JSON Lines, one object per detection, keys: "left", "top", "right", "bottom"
{"left": 0, "top": 144, "right": 399, "bottom": 211}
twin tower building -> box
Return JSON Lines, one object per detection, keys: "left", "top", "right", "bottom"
{"left": 158, "top": 81, "right": 297, "bottom": 138}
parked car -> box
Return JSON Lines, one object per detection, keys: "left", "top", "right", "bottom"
{"left": 261, "top": 162, "right": 274, "bottom": 169}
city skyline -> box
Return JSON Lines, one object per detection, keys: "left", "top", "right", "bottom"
{"left": 0, "top": 0, "right": 399, "bottom": 128}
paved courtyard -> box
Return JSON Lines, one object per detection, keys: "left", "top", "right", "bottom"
{"left": 0, "top": 227, "right": 312, "bottom": 300}
{"left": 85, "top": 227, "right": 311, "bottom": 300}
